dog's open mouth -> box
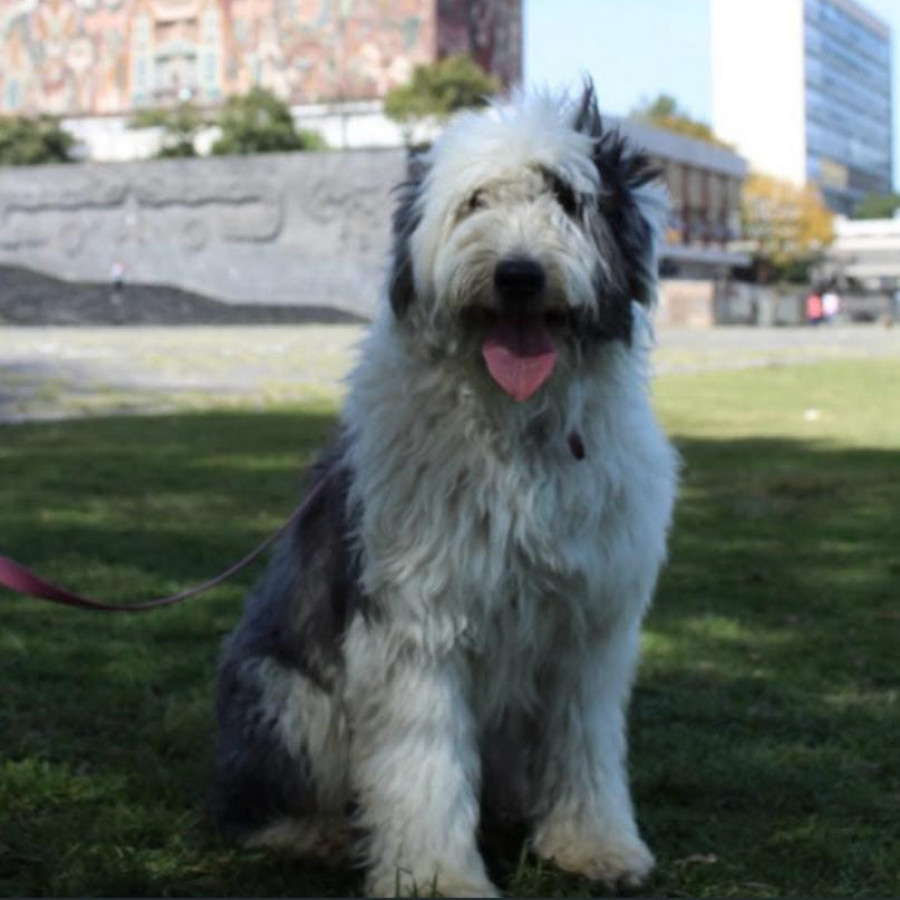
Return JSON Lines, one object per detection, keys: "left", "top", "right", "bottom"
{"left": 481, "top": 312, "right": 558, "bottom": 402}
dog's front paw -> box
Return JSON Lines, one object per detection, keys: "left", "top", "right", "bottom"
{"left": 534, "top": 827, "right": 655, "bottom": 890}
{"left": 365, "top": 867, "right": 500, "bottom": 898}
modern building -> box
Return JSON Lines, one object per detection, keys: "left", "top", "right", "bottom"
{"left": 610, "top": 117, "right": 751, "bottom": 328}
{"left": 711, "top": 0, "right": 893, "bottom": 215}
{"left": 0, "top": 0, "right": 521, "bottom": 155}
{"left": 615, "top": 117, "right": 750, "bottom": 279}
{"left": 820, "top": 213, "right": 900, "bottom": 289}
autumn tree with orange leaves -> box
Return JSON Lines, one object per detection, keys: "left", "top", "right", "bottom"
{"left": 742, "top": 172, "right": 835, "bottom": 282}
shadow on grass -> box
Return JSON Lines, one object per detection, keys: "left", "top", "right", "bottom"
{"left": 630, "top": 434, "right": 900, "bottom": 899}
{"left": 1, "top": 415, "right": 899, "bottom": 897}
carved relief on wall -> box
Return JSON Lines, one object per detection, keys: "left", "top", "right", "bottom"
{"left": 305, "top": 173, "right": 388, "bottom": 256}
{"left": 0, "top": 169, "right": 283, "bottom": 254}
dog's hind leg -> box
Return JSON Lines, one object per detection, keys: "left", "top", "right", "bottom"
{"left": 212, "top": 449, "right": 360, "bottom": 860}
{"left": 243, "top": 815, "right": 352, "bottom": 864}
{"left": 211, "top": 654, "right": 351, "bottom": 861}
{"left": 531, "top": 618, "right": 655, "bottom": 890}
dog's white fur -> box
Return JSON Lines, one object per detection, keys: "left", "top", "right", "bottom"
{"left": 214, "top": 88, "right": 678, "bottom": 898}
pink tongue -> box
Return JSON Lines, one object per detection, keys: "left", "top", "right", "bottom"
{"left": 481, "top": 315, "right": 557, "bottom": 402}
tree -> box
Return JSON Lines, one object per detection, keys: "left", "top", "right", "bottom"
{"left": 130, "top": 103, "right": 207, "bottom": 158}
{"left": 853, "top": 192, "right": 900, "bottom": 220}
{"left": 742, "top": 171, "right": 835, "bottom": 282}
{"left": 0, "top": 115, "right": 74, "bottom": 165}
{"left": 384, "top": 55, "right": 499, "bottom": 129}
{"left": 631, "top": 93, "right": 732, "bottom": 148}
{"left": 212, "top": 88, "right": 326, "bottom": 156}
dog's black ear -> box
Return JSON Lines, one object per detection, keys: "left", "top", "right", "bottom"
{"left": 388, "top": 150, "right": 428, "bottom": 319}
{"left": 622, "top": 195, "right": 661, "bottom": 308}
{"left": 603, "top": 146, "right": 662, "bottom": 309}
{"left": 573, "top": 78, "right": 603, "bottom": 138}
{"left": 574, "top": 81, "right": 663, "bottom": 309}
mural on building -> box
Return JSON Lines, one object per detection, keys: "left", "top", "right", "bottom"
{"left": 0, "top": 0, "right": 520, "bottom": 116}
{"left": 436, "top": 0, "right": 521, "bottom": 89}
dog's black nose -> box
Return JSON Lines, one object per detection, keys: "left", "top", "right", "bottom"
{"left": 494, "top": 258, "right": 546, "bottom": 302}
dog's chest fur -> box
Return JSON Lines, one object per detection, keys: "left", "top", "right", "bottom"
{"left": 343, "top": 317, "right": 675, "bottom": 714}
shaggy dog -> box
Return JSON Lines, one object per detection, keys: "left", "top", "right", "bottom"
{"left": 212, "top": 84, "right": 678, "bottom": 898}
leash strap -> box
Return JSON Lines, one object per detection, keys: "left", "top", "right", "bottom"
{"left": 0, "top": 473, "right": 329, "bottom": 613}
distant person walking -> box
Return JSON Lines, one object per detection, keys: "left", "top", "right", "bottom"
{"left": 110, "top": 260, "right": 125, "bottom": 307}
{"left": 806, "top": 291, "right": 823, "bottom": 326}
{"left": 822, "top": 289, "right": 841, "bottom": 324}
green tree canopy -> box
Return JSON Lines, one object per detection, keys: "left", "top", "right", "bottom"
{"left": 853, "top": 192, "right": 900, "bottom": 220}
{"left": 631, "top": 93, "right": 732, "bottom": 148}
{"left": 0, "top": 115, "right": 75, "bottom": 165}
{"left": 130, "top": 102, "right": 207, "bottom": 158}
{"left": 212, "top": 88, "right": 326, "bottom": 156}
{"left": 384, "top": 55, "right": 499, "bottom": 125}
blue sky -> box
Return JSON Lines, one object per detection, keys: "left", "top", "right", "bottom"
{"left": 524, "top": 0, "right": 899, "bottom": 187}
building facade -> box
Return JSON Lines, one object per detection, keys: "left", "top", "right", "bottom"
{"left": 616, "top": 116, "right": 750, "bottom": 280}
{"left": 822, "top": 213, "right": 900, "bottom": 289}
{"left": 0, "top": 0, "right": 521, "bottom": 117}
{"left": 712, "top": 0, "right": 893, "bottom": 215}
{"left": 614, "top": 118, "right": 751, "bottom": 328}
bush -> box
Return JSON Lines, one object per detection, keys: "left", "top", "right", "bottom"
{"left": 0, "top": 115, "right": 75, "bottom": 165}
{"left": 384, "top": 55, "right": 499, "bottom": 126}
{"left": 853, "top": 192, "right": 900, "bottom": 220}
{"left": 130, "top": 103, "right": 207, "bottom": 158}
{"left": 212, "top": 88, "right": 326, "bottom": 156}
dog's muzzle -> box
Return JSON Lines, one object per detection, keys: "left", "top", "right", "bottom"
{"left": 494, "top": 258, "right": 547, "bottom": 310}
{"left": 481, "top": 256, "right": 557, "bottom": 403}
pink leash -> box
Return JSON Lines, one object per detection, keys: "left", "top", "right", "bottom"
{"left": 0, "top": 472, "right": 329, "bottom": 613}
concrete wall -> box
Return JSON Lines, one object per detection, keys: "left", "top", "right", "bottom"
{"left": 1, "top": 148, "right": 755, "bottom": 326}
{"left": 659, "top": 280, "right": 812, "bottom": 327}
{"left": 657, "top": 280, "right": 717, "bottom": 328}
{"left": 0, "top": 149, "right": 407, "bottom": 318}
{"left": 715, "top": 282, "right": 807, "bottom": 326}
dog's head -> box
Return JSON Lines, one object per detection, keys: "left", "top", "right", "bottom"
{"left": 388, "top": 82, "right": 665, "bottom": 403}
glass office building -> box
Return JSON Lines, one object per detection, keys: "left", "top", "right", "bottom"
{"left": 713, "top": 0, "right": 893, "bottom": 216}
{"left": 804, "top": 0, "right": 893, "bottom": 214}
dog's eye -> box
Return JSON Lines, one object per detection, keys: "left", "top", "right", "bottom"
{"left": 550, "top": 175, "right": 579, "bottom": 217}
{"left": 467, "top": 189, "right": 486, "bottom": 213}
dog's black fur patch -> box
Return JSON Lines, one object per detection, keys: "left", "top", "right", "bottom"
{"left": 219, "top": 440, "right": 364, "bottom": 690}
{"left": 211, "top": 440, "right": 364, "bottom": 837}
{"left": 278, "top": 442, "right": 365, "bottom": 688}
{"left": 573, "top": 82, "right": 661, "bottom": 341}
{"left": 388, "top": 151, "right": 429, "bottom": 319}
{"left": 212, "top": 657, "right": 319, "bottom": 838}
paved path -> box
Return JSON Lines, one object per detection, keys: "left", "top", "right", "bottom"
{"left": 1, "top": 324, "right": 898, "bottom": 423}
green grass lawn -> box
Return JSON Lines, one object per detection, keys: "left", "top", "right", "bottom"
{"left": 2, "top": 359, "right": 899, "bottom": 898}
